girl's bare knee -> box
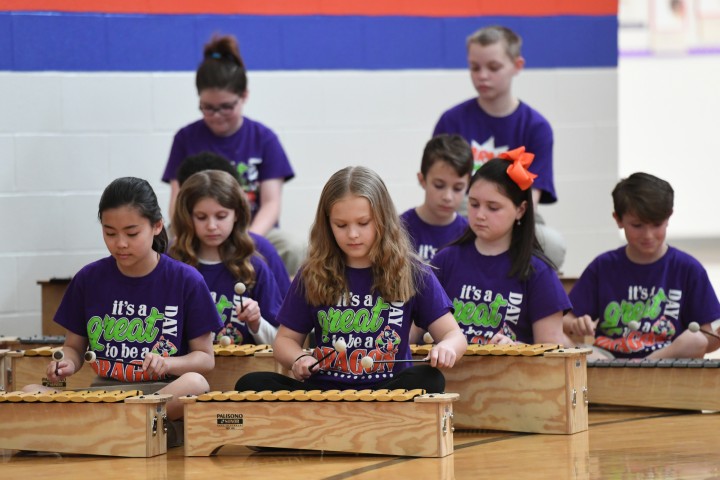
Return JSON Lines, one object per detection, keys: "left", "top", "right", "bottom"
{"left": 177, "top": 372, "right": 209, "bottom": 394}
{"left": 676, "top": 331, "right": 708, "bottom": 358}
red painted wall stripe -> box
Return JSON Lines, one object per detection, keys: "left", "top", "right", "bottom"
{"left": 2, "top": 0, "right": 618, "bottom": 17}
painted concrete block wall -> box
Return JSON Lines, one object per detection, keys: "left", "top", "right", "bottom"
{"left": 0, "top": 4, "right": 620, "bottom": 335}
{"left": 619, "top": 54, "right": 720, "bottom": 238}
{"left": 0, "top": 67, "right": 619, "bottom": 335}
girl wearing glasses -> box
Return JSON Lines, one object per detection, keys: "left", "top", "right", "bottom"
{"left": 161, "top": 34, "right": 305, "bottom": 277}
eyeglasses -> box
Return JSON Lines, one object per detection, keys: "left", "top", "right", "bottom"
{"left": 199, "top": 98, "right": 240, "bottom": 116}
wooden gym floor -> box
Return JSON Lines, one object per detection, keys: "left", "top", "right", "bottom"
{"left": 2, "top": 406, "right": 719, "bottom": 479}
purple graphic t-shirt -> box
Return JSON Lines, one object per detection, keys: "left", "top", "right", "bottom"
{"left": 198, "top": 256, "right": 282, "bottom": 345}
{"left": 162, "top": 117, "right": 295, "bottom": 219}
{"left": 434, "top": 99, "right": 556, "bottom": 204}
{"left": 570, "top": 246, "right": 720, "bottom": 358}
{"left": 432, "top": 242, "right": 570, "bottom": 344}
{"left": 400, "top": 208, "right": 468, "bottom": 261}
{"left": 279, "top": 265, "right": 452, "bottom": 389}
{"left": 55, "top": 255, "right": 222, "bottom": 381}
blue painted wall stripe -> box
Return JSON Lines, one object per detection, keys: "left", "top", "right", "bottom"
{"left": 0, "top": 13, "right": 617, "bottom": 71}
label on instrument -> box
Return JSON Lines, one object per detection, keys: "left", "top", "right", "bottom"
{"left": 216, "top": 413, "right": 244, "bottom": 429}
{"left": 42, "top": 377, "right": 66, "bottom": 388}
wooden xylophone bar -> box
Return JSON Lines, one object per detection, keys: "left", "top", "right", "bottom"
{"left": 587, "top": 357, "right": 720, "bottom": 410}
{"left": 0, "top": 390, "right": 172, "bottom": 457}
{"left": 181, "top": 389, "right": 458, "bottom": 457}
{"left": 412, "top": 343, "right": 591, "bottom": 434}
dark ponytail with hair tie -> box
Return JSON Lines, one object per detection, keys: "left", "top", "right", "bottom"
{"left": 197, "top": 34, "right": 247, "bottom": 94}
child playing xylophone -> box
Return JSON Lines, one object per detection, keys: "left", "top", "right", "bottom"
{"left": 170, "top": 169, "right": 283, "bottom": 345}
{"left": 23, "top": 177, "right": 223, "bottom": 446}
{"left": 564, "top": 172, "right": 720, "bottom": 359}
{"left": 235, "top": 166, "right": 467, "bottom": 393}
{"left": 418, "top": 149, "right": 570, "bottom": 346}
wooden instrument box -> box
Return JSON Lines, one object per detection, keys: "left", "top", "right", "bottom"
{"left": 0, "top": 390, "right": 171, "bottom": 457}
{"left": 205, "top": 344, "right": 279, "bottom": 391}
{"left": 181, "top": 389, "right": 458, "bottom": 457}
{"left": 7, "top": 347, "right": 96, "bottom": 391}
{"left": 414, "top": 344, "right": 590, "bottom": 434}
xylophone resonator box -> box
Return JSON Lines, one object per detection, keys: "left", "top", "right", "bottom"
{"left": 412, "top": 344, "right": 591, "bottom": 434}
{"left": 205, "top": 344, "right": 279, "bottom": 391}
{"left": 181, "top": 389, "right": 458, "bottom": 457}
{"left": 0, "top": 390, "right": 171, "bottom": 457}
{"left": 7, "top": 347, "right": 96, "bottom": 391}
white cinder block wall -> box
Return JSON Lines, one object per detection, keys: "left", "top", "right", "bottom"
{"left": 0, "top": 67, "right": 619, "bottom": 335}
{"left": 619, "top": 53, "right": 720, "bottom": 296}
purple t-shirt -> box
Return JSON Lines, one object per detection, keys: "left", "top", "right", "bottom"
{"left": 278, "top": 265, "right": 453, "bottom": 389}
{"left": 400, "top": 208, "right": 468, "bottom": 261}
{"left": 433, "top": 99, "right": 556, "bottom": 204}
{"left": 198, "top": 256, "right": 283, "bottom": 345}
{"left": 55, "top": 255, "right": 223, "bottom": 382}
{"left": 162, "top": 117, "right": 295, "bottom": 218}
{"left": 250, "top": 232, "right": 290, "bottom": 296}
{"left": 570, "top": 246, "right": 720, "bottom": 358}
{"left": 431, "top": 242, "right": 571, "bottom": 344}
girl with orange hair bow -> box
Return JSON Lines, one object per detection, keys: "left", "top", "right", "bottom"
{"left": 415, "top": 148, "right": 572, "bottom": 346}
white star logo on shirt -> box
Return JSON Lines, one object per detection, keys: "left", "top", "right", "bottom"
{"left": 471, "top": 138, "right": 509, "bottom": 170}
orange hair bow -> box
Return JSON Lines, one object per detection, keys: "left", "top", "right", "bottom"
{"left": 499, "top": 146, "right": 537, "bottom": 191}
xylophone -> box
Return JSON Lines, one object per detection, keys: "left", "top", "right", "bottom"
{"left": 8, "top": 343, "right": 280, "bottom": 392}
{"left": 7, "top": 346, "right": 96, "bottom": 390}
{"left": 0, "top": 389, "right": 171, "bottom": 457}
{"left": 181, "top": 388, "right": 458, "bottom": 457}
{"left": 0, "top": 335, "right": 19, "bottom": 350}
{"left": 412, "top": 343, "right": 591, "bottom": 434}
{"left": 587, "top": 357, "right": 720, "bottom": 410}
{"left": 0, "top": 335, "right": 65, "bottom": 350}
{"left": 205, "top": 344, "right": 281, "bottom": 391}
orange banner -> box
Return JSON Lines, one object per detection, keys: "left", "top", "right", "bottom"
{"left": 3, "top": 0, "right": 618, "bottom": 17}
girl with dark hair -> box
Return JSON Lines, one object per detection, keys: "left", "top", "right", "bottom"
{"left": 161, "top": 34, "right": 305, "bottom": 277}
{"left": 427, "top": 148, "right": 570, "bottom": 345}
{"left": 29, "top": 177, "right": 223, "bottom": 436}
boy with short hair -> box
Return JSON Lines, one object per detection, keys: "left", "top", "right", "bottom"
{"left": 564, "top": 172, "right": 720, "bottom": 358}
{"left": 401, "top": 134, "right": 473, "bottom": 261}
{"left": 433, "top": 25, "right": 566, "bottom": 269}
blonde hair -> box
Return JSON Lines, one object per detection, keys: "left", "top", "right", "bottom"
{"left": 170, "top": 170, "right": 257, "bottom": 286}
{"left": 466, "top": 25, "right": 522, "bottom": 60}
{"left": 302, "top": 166, "right": 423, "bottom": 305}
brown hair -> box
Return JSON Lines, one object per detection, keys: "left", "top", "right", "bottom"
{"left": 612, "top": 172, "right": 674, "bottom": 223}
{"left": 170, "top": 170, "right": 257, "bottom": 286}
{"left": 421, "top": 134, "right": 474, "bottom": 178}
{"left": 196, "top": 34, "right": 247, "bottom": 95}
